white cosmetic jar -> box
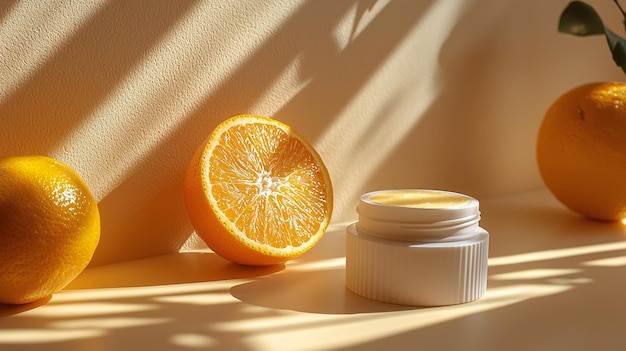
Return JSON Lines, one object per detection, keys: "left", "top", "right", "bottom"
{"left": 345, "top": 189, "right": 489, "bottom": 306}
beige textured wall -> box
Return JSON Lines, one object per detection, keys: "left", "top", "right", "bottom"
{"left": 1, "top": 0, "right": 622, "bottom": 266}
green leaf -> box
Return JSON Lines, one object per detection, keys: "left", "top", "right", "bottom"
{"left": 607, "top": 28, "right": 626, "bottom": 70}
{"left": 559, "top": 1, "right": 626, "bottom": 74}
{"left": 559, "top": 1, "right": 605, "bottom": 36}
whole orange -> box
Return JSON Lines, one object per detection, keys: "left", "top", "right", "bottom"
{"left": 0, "top": 156, "right": 100, "bottom": 304}
{"left": 537, "top": 82, "right": 626, "bottom": 221}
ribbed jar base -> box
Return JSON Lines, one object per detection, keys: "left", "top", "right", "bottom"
{"left": 345, "top": 223, "right": 489, "bottom": 307}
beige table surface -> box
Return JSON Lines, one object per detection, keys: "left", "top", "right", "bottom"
{"left": 1, "top": 189, "right": 625, "bottom": 350}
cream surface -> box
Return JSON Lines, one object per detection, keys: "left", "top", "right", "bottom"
{"left": 369, "top": 190, "right": 471, "bottom": 209}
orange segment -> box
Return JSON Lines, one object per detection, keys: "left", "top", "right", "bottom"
{"left": 184, "top": 115, "right": 333, "bottom": 265}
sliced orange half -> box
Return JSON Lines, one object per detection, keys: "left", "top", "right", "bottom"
{"left": 184, "top": 115, "right": 333, "bottom": 266}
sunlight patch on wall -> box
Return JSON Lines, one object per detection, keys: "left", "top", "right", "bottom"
{"left": 247, "top": 54, "right": 310, "bottom": 116}
{"left": 0, "top": 1, "right": 105, "bottom": 102}
{"left": 315, "top": 0, "right": 468, "bottom": 220}
{"left": 334, "top": 0, "right": 385, "bottom": 48}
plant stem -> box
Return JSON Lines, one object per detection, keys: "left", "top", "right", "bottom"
{"left": 615, "top": 0, "right": 626, "bottom": 18}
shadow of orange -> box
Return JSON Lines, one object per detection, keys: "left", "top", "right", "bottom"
{"left": 68, "top": 251, "right": 283, "bottom": 290}
{"left": 0, "top": 296, "right": 51, "bottom": 318}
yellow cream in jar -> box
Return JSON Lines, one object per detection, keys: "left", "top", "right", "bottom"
{"left": 368, "top": 189, "right": 472, "bottom": 208}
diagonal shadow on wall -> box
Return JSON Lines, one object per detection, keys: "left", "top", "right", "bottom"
{"left": 0, "top": 0, "right": 198, "bottom": 157}
{"left": 0, "top": 0, "right": 18, "bottom": 23}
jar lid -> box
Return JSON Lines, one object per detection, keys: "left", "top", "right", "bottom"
{"left": 357, "top": 189, "right": 481, "bottom": 242}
